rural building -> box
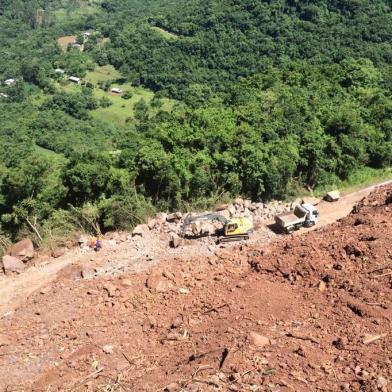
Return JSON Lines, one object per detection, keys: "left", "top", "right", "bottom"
{"left": 83, "top": 32, "right": 91, "bottom": 37}
{"left": 71, "top": 42, "right": 83, "bottom": 51}
{"left": 4, "top": 78, "right": 15, "bottom": 86}
{"left": 68, "top": 76, "right": 81, "bottom": 84}
{"left": 0, "top": 93, "right": 8, "bottom": 98}
{"left": 111, "top": 87, "right": 123, "bottom": 94}
{"left": 54, "top": 68, "right": 65, "bottom": 74}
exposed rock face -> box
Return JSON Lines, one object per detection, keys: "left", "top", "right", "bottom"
{"left": 10, "top": 238, "right": 34, "bottom": 261}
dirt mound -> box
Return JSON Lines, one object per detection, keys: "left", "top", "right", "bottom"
{"left": 0, "top": 186, "right": 391, "bottom": 391}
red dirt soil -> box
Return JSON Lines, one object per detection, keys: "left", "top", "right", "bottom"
{"left": 0, "top": 186, "right": 391, "bottom": 391}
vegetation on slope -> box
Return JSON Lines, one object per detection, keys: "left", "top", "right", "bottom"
{"left": 0, "top": 0, "right": 391, "bottom": 248}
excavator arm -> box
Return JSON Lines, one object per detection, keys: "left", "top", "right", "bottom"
{"left": 181, "top": 213, "right": 229, "bottom": 236}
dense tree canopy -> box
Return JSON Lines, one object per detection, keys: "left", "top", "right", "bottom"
{"left": 0, "top": 0, "right": 391, "bottom": 246}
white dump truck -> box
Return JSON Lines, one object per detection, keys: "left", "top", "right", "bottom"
{"left": 275, "top": 203, "right": 319, "bottom": 234}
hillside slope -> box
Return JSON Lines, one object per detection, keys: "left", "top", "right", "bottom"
{"left": 101, "top": 0, "right": 392, "bottom": 96}
{"left": 0, "top": 184, "right": 390, "bottom": 391}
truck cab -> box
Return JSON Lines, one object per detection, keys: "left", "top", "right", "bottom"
{"left": 301, "top": 203, "right": 319, "bottom": 227}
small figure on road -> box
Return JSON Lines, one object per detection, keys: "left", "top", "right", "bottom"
{"left": 94, "top": 236, "right": 102, "bottom": 252}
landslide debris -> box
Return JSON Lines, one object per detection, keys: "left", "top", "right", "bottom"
{"left": 0, "top": 186, "right": 390, "bottom": 391}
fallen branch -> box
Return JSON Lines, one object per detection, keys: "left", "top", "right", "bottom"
{"left": 122, "top": 351, "right": 138, "bottom": 367}
{"left": 189, "top": 348, "right": 223, "bottom": 363}
{"left": 231, "top": 368, "right": 256, "bottom": 384}
{"left": 193, "top": 378, "right": 220, "bottom": 387}
{"left": 285, "top": 332, "right": 319, "bottom": 344}
{"left": 203, "top": 303, "right": 229, "bottom": 314}
{"left": 373, "top": 271, "right": 392, "bottom": 278}
{"left": 363, "top": 333, "right": 387, "bottom": 345}
{"left": 192, "top": 365, "right": 214, "bottom": 378}
{"left": 71, "top": 368, "right": 103, "bottom": 390}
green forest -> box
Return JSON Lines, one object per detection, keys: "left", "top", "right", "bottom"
{"left": 0, "top": 0, "right": 391, "bottom": 249}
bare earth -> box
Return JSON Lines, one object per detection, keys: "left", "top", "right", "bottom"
{"left": 57, "top": 35, "right": 77, "bottom": 51}
{"left": 0, "top": 183, "right": 391, "bottom": 391}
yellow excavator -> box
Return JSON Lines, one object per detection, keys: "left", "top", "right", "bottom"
{"left": 181, "top": 213, "right": 253, "bottom": 243}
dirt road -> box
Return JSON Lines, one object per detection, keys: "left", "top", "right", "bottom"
{"left": 0, "top": 180, "right": 390, "bottom": 318}
{"left": 316, "top": 180, "right": 392, "bottom": 227}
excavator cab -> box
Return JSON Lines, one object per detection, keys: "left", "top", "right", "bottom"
{"left": 226, "top": 223, "right": 238, "bottom": 232}
{"left": 223, "top": 217, "right": 253, "bottom": 241}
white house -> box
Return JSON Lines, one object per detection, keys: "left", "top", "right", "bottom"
{"left": 4, "top": 78, "right": 15, "bottom": 86}
{"left": 83, "top": 32, "right": 91, "bottom": 37}
{"left": 71, "top": 43, "right": 83, "bottom": 52}
{"left": 68, "top": 76, "right": 81, "bottom": 84}
{"left": 111, "top": 87, "right": 123, "bottom": 94}
{"left": 54, "top": 68, "right": 65, "bottom": 74}
{"left": 0, "top": 93, "right": 8, "bottom": 98}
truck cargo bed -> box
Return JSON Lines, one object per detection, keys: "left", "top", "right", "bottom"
{"left": 275, "top": 211, "right": 304, "bottom": 227}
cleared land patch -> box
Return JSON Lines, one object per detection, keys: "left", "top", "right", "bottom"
{"left": 57, "top": 35, "right": 76, "bottom": 51}
{"left": 58, "top": 79, "right": 174, "bottom": 126}
{"left": 151, "top": 26, "right": 179, "bottom": 39}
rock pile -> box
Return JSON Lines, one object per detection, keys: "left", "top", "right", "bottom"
{"left": 131, "top": 197, "right": 292, "bottom": 241}
{"left": 1, "top": 238, "right": 34, "bottom": 275}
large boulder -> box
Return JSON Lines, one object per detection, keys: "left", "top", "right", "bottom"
{"left": 169, "top": 233, "right": 182, "bottom": 248}
{"left": 215, "top": 204, "right": 229, "bottom": 212}
{"left": 78, "top": 234, "right": 90, "bottom": 248}
{"left": 325, "top": 190, "right": 340, "bottom": 202}
{"left": 248, "top": 332, "right": 270, "bottom": 348}
{"left": 200, "top": 222, "right": 217, "bottom": 236}
{"left": 156, "top": 212, "right": 168, "bottom": 224}
{"left": 227, "top": 204, "right": 236, "bottom": 216}
{"left": 167, "top": 212, "right": 183, "bottom": 222}
{"left": 10, "top": 238, "right": 34, "bottom": 261}
{"left": 147, "top": 218, "right": 157, "bottom": 230}
{"left": 132, "top": 224, "right": 150, "bottom": 237}
{"left": 216, "top": 209, "right": 231, "bottom": 220}
{"left": 234, "top": 197, "right": 244, "bottom": 207}
{"left": 191, "top": 221, "right": 202, "bottom": 236}
{"left": 2, "top": 255, "right": 26, "bottom": 275}
{"left": 146, "top": 273, "right": 174, "bottom": 293}
{"left": 244, "top": 199, "right": 252, "bottom": 209}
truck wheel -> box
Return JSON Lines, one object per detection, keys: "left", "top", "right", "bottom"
{"left": 286, "top": 226, "right": 294, "bottom": 234}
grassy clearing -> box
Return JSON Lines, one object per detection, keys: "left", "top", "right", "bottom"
{"left": 314, "top": 167, "right": 392, "bottom": 196}
{"left": 53, "top": 2, "right": 100, "bottom": 23}
{"left": 151, "top": 26, "right": 179, "bottom": 39}
{"left": 85, "top": 65, "right": 120, "bottom": 84}
{"left": 58, "top": 79, "right": 175, "bottom": 126}
{"left": 35, "top": 145, "right": 66, "bottom": 162}
{"left": 91, "top": 85, "right": 174, "bottom": 125}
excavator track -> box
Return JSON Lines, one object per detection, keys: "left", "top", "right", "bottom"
{"left": 218, "top": 235, "right": 250, "bottom": 243}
